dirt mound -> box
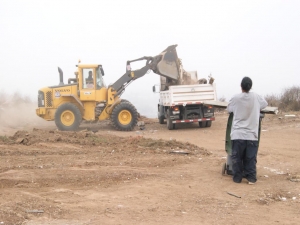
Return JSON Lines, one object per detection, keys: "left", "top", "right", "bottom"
{"left": 0, "top": 114, "right": 300, "bottom": 225}
{"left": 1, "top": 128, "right": 210, "bottom": 155}
{"left": 138, "top": 115, "right": 157, "bottom": 124}
{"left": 0, "top": 126, "right": 210, "bottom": 224}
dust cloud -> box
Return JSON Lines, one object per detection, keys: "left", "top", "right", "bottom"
{"left": 0, "top": 92, "right": 50, "bottom": 136}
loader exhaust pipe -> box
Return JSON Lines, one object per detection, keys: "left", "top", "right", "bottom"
{"left": 58, "top": 67, "right": 64, "bottom": 85}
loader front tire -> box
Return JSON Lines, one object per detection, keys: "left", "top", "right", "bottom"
{"left": 55, "top": 103, "right": 82, "bottom": 131}
{"left": 111, "top": 101, "right": 138, "bottom": 131}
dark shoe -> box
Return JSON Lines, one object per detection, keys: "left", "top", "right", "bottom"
{"left": 247, "top": 178, "right": 256, "bottom": 184}
{"left": 233, "top": 178, "right": 242, "bottom": 183}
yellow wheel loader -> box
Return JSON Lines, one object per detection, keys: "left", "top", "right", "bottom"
{"left": 36, "top": 45, "right": 180, "bottom": 131}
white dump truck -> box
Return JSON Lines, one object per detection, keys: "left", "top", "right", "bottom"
{"left": 155, "top": 57, "right": 220, "bottom": 130}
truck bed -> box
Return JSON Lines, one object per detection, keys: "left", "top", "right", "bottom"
{"left": 159, "top": 84, "right": 217, "bottom": 106}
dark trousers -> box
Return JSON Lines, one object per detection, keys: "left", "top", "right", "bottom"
{"left": 231, "top": 140, "right": 258, "bottom": 183}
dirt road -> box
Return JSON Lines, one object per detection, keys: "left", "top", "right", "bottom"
{"left": 0, "top": 113, "right": 300, "bottom": 225}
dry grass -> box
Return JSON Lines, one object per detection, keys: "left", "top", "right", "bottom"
{"left": 265, "top": 86, "right": 300, "bottom": 111}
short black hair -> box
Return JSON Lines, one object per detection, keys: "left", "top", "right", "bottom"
{"left": 241, "top": 77, "right": 252, "bottom": 92}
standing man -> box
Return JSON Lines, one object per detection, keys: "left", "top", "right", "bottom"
{"left": 227, "top": 77, "right": 268, "bottom": 184}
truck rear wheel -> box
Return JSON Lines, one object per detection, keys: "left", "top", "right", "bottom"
{"left": 166, "top": 109, "right": 175, "bottom": 130}
{"left": 111, "top": 101, "right": 138, "bottom": 131}
{"left": 199, "top": 121, "right": 206, "bottom": 128}
{"left": 55, "top": 103, "right": 82, "bottom": 131}
{"left": 206, "top": 120, "right": 212, "bottom": 127}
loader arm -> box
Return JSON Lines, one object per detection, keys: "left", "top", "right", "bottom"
{"left": 110, "top": 45, "right": 180, "bottom": 97}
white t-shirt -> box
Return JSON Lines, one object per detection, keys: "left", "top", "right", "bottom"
{"left": 227, "top": 92, "right": 268, "bottom": 140}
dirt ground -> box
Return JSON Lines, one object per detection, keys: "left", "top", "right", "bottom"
{"left": 0, "top": 111, "right": 300, "bottom": 225}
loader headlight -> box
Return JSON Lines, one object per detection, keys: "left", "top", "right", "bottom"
{"left": 38, "top": 91, "right": 45, "bottom": 107}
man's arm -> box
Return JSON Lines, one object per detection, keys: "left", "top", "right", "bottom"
{"left": 227, "top": 97, "right": 235, "bottom": 113}
{"left": 257, "top": 95, "right": 268, "bottom": 109}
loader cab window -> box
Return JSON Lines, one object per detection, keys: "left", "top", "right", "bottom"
{"left": 83, "top": 69, "right": 94, "bottom": 89}
{"left": 96, "top": 66, "right": 106, "bottom": 89}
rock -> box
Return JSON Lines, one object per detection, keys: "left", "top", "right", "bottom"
{"left": 289, "top": 178, "right": 300, "bottom": 182}
{"left": 285, "top": 115, "right": 296, "bottom": 117}
{"left": 26, "top": 209, "right": 44, "bottom": 213}
{"left": 169, "top": 150, "right": 189, "bottom": 155}
{"left": 15, "top": 138, "right": 24, "bottom": 143}
{"left": 137, "top": 122, "right": 145, "bottom": 130}
{"left": 137, "top": 121, "right": 145, "bottom": 127}
{"left": 80, "top": 129, "right": 88, "bottom": 132}
{"left": 289, "top": 174, "right": 300, "bottom": 182}
{"left": 55, "top": 136, "right": 62, "bottom": 141}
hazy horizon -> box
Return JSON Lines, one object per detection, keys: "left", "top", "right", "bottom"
{"left": 1, "top": 0, "right": 299, "bottom": 118}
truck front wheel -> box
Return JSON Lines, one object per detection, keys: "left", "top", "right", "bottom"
{"left": 158, "top": 105, "right": 165, "bottom": 124}
{"left": 166, "top": 109, "right": 175, "bottom": 130}
{"left": 159, "top": 116, "right": 164, "bottom": 124}
{"left": 111, "top": 101, "right": 138, "bottom": 131}
{"left": 55, "top": 103, "right": 82, "bottom": 131}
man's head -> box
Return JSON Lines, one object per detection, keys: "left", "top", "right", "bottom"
{"left": 241, "top": 77, "right": 252, "bottom": 93}
{"left": 88, "top": 71, "right": 93, "bottom": 79}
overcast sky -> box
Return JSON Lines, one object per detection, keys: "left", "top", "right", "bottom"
{"left": 0, "top": 0, "right": 299, "bottom": 117}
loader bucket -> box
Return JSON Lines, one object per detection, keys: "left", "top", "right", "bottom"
{"left": 153, "top": 45, "right": 180, "bottom": 80}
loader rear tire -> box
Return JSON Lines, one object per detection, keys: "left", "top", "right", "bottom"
{"left": 55, "top": 103, "right": 82, "bottom": 131}
{"left": 111, "top": 101, "right": 138, "bottom": 131}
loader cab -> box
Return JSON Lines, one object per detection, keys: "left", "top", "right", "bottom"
{"left": 77, "top": 64, "right": 107, "bottom": 101}
{"left": 80, "top": 65, "right": 105, "bottom": 90}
